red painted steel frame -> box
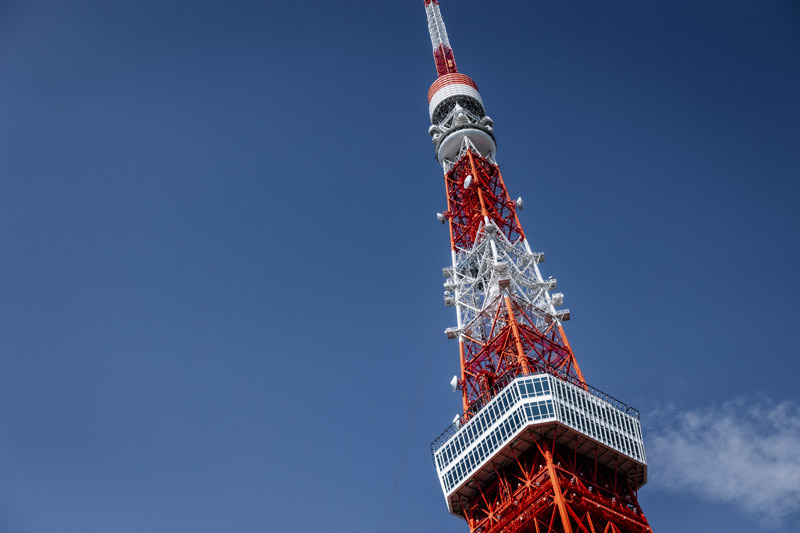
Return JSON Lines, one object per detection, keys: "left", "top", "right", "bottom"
{"left": 459, "top": 430, "right": 651, "bottom": 533}
{"left": 443, "top": 151, "right": 523, "bottom": 251}
{"left": 434, "top": 44, "right": 458, "bottom": 76}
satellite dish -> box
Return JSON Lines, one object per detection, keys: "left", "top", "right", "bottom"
{"left": 452, "top": 414, "right": 461, "bottom": 428}
{"left": 436, "top": 212, "right": 446, "bottom": 224}
{"left": 516, "top": 196, "right": 524, "bottom": 209}
{"left": 450, "top": 375, "right": 459, "bottom": 392}
{"left": 463, "top": 175, "right": 472, "bottom": 189}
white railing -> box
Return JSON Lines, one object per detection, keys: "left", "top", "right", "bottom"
{"left": 433, "top": 373, "right": 646, "bottom": 496}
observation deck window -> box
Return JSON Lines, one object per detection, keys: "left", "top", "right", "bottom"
{"left": 432, "top": 372, "right": 646, "bottom": 496}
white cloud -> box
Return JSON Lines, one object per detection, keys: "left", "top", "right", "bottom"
{"left": 647, "top": 398, "right": 800, "bottom": 525}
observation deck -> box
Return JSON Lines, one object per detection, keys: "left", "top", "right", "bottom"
{"left": 431, "top": 372, "right": 647, "bottom": 516}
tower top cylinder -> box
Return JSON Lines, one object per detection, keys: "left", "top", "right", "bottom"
{"left": 428, "top": 73, "right": 484, "bottom": 123}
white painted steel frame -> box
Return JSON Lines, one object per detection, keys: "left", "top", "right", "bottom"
{"left": 425, "top": 2, "right": 452, "bottom": 51}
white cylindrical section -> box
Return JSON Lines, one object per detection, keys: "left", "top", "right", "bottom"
{"left": 425, "top": 3, "right": 451, "bottom": 50}
{"left": 437, "top": 128, "right": 496, "bottom": 164}
{"left": 429, "top": 83, "right": 483, "bottom": 121}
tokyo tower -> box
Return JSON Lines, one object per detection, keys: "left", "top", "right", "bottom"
{"left": 423, "top": 2, "right": 653, "bottom": 532}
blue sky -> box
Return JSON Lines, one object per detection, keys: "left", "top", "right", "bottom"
{"left": 1, "top": 1, "right": 799, "bottom": 531}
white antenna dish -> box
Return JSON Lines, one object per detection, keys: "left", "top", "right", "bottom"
{"left": 450, "top": 375, "right": 458, "bottom": 392}
{"left": 463, "top": 175, "right": 472, "bottom": 189}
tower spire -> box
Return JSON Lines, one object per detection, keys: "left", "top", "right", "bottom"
{"left": 421, "top": 3, "right": 653, "bottom": 532}
{"left": 424, "top": 0, "right": 458, "bottom": 76}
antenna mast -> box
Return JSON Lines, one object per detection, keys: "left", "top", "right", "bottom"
{"left": 424, "top": 0, "right": 458, "bottom": 76}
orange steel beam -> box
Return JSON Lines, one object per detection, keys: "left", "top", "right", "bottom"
{"left": 443, "top": 170, "right": 457, "bottom": 251}
{"left": 548, "top": 504, "right": 558, "bottom": 532}
{"left": 544, "top": 448, "right": 574, "bottom": 533}
{"left": 476, "top": 188, "right": 490, "bottom": 223}
{"left": 566, "top": 505, "right": 593, "bottom": 533}
{"left": 496, "top": 168, "right": 526, "bottom": 240}
{"left": 586, "top": 512, "right": 597, "bottom": 533}
{"left": 503, "top": 295, "right": 532, "bottom": 375}
{"left": 467, "top": 150, "right": 491, "bottom": 221}
{"left": 557, "top": 322, "right": 586, "bottom": 386}
{"left": 458, "top": 340, "right": 469, "bottom": 415}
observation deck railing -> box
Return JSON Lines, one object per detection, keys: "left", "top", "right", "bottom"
{"left": 430, "top": 367, "right": 646, "bottom": 497}
{"left": 431, "top": 364, "right": 639, "bottom": 455}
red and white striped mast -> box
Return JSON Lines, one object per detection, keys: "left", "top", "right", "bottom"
{"left": 423, "top": 2, "right": 653, "bottom": 532}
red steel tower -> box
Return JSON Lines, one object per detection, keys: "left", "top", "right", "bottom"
{"left": 423, "top": 2, "right": 652, "bottom": 532}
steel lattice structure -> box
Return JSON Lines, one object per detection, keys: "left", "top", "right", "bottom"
{"left": 422, "top": 2, "right": 653, "bottom": 532}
